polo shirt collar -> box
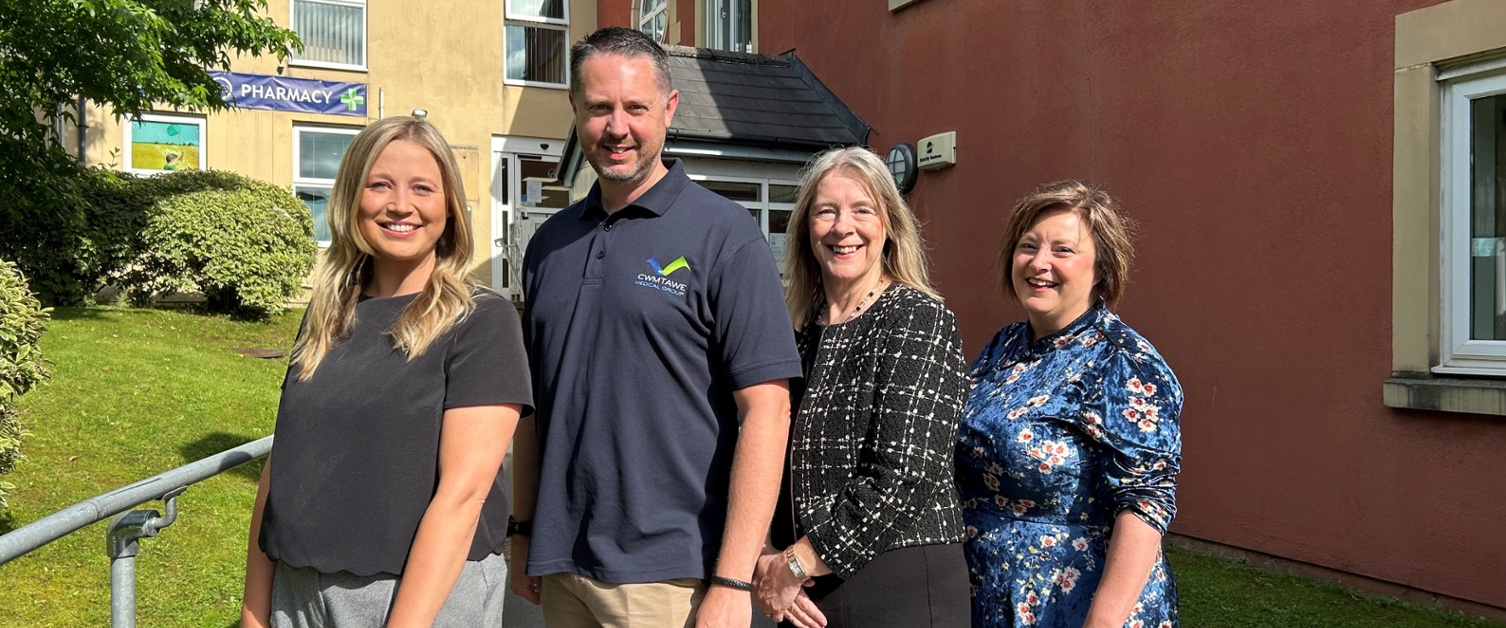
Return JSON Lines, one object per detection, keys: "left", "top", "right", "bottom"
{"left": 582, "top": 159, "right": 690, "bottom": 219}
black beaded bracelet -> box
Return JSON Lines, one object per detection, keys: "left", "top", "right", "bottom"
{"left": 707, "top": 575, "right": 755, "bottom": 592}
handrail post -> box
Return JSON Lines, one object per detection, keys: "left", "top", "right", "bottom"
{"left": 105, "top": 487, "right": 185, "bottom": 628}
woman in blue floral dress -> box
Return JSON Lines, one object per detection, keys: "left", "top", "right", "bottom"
{"left": 957, "top": 181, "right": 1183, "bottom": 628}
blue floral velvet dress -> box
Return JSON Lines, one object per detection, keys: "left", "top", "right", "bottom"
{"left": 956, "top": 305, "right": 1183, "bottom": 628}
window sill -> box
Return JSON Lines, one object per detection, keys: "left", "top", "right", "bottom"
{"left": 288, "top": 60, "right": 368, "bottom": 73}
{"left": 1383, "top": 375, "right": 1506, "bottom": 416}
{"left": 504, "top": 79, "right": 568, "bottom": 90}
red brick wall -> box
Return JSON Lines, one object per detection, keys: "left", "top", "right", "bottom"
{"left": 762, "top": 0, "right": 1506, "bottom": 610}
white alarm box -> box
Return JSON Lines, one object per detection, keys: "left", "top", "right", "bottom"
{"left": 917, "top": 131, "right": 957, "bottom": 170}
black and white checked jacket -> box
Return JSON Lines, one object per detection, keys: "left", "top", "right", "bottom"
{"left": 787, "top": 284, "right": 969, "bottom": 579}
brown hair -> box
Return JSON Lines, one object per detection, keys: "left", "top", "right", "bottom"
{"left": 997, "top": 180, "right": 1136, "bottom": 308}
{"left": 785, "top": 146, "right": 940, "bottom": 326}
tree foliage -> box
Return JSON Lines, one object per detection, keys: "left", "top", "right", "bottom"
{"left": 0, "top": 260, "right": 50, "bottom": 508}
{"left": 0, "top": 0, "right": 300, "bottom": 303}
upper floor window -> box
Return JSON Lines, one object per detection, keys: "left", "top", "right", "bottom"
{"left": 706, "top": 0, "right": 752, "bottom": 53}
{"left": 506, "top": 0, "right": 569, "bottom": 87}
{"left": 1440, "top": 68, "right": 1506, "bottom": 374}
{"left": 639, "top": 0, "right": 668, "bottom": 43}
{"left": 291, "top": 0, "right": 366, "bottom": 70}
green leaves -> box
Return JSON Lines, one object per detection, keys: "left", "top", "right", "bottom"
{"left": 0, "top": 259, "right": 51, "bottom": 508}
{"left": 0, "top": 0, "right": 301, "bottom": 290}
{"left": 120, "top": 170, "right": 317, "bottom": 318}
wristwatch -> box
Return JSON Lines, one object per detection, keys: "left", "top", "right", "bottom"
{"left": 507, "top": 515, "right": 533, "bottom": 537}
{"left": 784, "top": 546, "right": 809, "bottom": 581}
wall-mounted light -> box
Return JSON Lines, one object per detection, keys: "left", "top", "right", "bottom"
{"left": 886, "top": 143, "right": 918, "bottom": 195}
{"left": 411, "top": 108, "right": 428, "bottom": 119}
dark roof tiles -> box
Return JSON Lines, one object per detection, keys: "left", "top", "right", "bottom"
{"left": 661, "top": 45, "right": 865, "bottom": 148}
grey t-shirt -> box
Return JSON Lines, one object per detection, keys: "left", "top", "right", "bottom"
{"left": 260, "top": 289, "right": 532, "bottom": 576}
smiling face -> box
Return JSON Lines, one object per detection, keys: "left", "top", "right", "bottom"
{"left": 357, "top": 139, "right": 448, "bottom": 268}
{"left": 571, "top": 53, "right": 678, "bottom": 192}
{"left": 1012, "top": 207, "right": 1098, "bottom": 338}
{"left": 808, "top": 169, "right": 888, "bottom": 294}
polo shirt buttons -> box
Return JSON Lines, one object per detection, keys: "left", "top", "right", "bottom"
{"left": 596, "top": 251, "right": 605, "bottom": 259}
{"left": 604, "top": 223, "right": 613, "bottom": 231}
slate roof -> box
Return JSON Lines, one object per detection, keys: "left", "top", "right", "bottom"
{"left": 661, "top": 45, "right": 867, "bottom": 148}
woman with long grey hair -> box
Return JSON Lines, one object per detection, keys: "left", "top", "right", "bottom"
{"left": 754, "top": 146, "right": 970, "bottom": 627}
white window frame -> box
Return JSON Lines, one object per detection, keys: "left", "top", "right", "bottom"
{"left": 705, "top": 0, "right": 752, "bottom": 53}
{"left": 687, "top": 174, "right": 799, "bottom": 271}
{"left": 1439, "top": 69, "right": 1506, "bottom": 374}
{"left": 293, "top": 125, "right": 362, "bottom": 247}
{"left": 505, "top": 0, "right": 570, "bottom": 88}
{"left": 289, "top": 0, "right": 368, "bottom": 72}
{"left": 122, "top": 113, "right": 207, "bottom": 175}
{"left": 506, "top": 0, "right": 569, "bottom": 26}
{"left": 638, "top": 0, "right": 669, "bottom": 42}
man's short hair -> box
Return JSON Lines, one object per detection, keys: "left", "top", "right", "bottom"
{"left": 569, "top": 27, "right": 673, "bottom": 97}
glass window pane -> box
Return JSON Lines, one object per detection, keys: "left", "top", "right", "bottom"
{"left": 511, "top": 0, "right": 565, "bottom": 20}
{"left": 702, "top": 180, "right": 761, "bottom": 202}
{"left": 1470, "top": 94, "right": 1506, "bottom": 340}
{"left": 769, "top": 208, "right": 792, "bottom": 236}
{"left": 298, "top": 131, "right": 356, "bottom": 180}
{"left": 130, "top": 120, "right": 201, "bottom": 172}
{"left": 519, "top": 156, "right": 570, "bottom": 209}
{"left": 506, "top": 25, "right": 567, "bottom": 84}
{"left": 769, "top": 184, "right": 798, "bottom": 203}
{"left": 296, "top": 186, "right": 333, "bottom": 242}
{"left": 293, "top": 0, "right": 364, "bottom": 66}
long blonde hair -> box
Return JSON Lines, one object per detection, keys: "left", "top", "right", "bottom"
{"left": 292, "top": 116, "right": 477, "bottom": 380}
{"left": 784, "top": 147, "right": 939, "bottom": 326}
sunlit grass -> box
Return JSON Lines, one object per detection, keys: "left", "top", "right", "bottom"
{"left": 0, "top": 306, "right": 299, "bottom": 627}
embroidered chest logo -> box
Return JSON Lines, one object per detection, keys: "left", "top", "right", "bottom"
{"left": 636, "top": 256, "right": 690, "bottom": 296}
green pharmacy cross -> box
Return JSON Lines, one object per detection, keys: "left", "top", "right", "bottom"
{"left": 341, "top": 89, "right": 364, "bottom": 111}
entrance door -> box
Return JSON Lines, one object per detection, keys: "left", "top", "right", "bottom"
{"left": 490, "top": 136, "right": 567, "bottom": 297}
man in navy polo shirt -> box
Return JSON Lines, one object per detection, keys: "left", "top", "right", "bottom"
{"left": 510, "top": 27, "right": 801, "bottom": 627}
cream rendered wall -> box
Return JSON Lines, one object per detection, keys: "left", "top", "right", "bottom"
{"left": 76, "top": 0, "right": 597, "bottom": 286}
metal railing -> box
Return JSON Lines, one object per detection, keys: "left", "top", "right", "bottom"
{"left": 0, "top": 435, "right": 273, "bottom": 628}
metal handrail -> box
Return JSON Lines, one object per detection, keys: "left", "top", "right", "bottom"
{"left": 0, "top": 435, "right": 273, "bottom": 627}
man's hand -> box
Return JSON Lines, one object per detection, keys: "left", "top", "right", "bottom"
{"left": 508, "top": 537, "right": 541, "bottom": 604}
{"left": 694, "top": 585, "right": 752, "bottom": 628}
{"left": 753, "top": 552, "right": 826, "bottom": 627}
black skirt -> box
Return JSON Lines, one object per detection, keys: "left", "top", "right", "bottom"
{"left": 780, "top": 542, "right": 970, "bottom": 628}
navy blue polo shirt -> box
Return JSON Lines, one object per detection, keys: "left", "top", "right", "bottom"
{"left": 522, "top": 159, "right": 802, "bottom": 584}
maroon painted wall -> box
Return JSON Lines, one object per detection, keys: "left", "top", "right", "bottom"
{"left": 762, "top": 0, "right": 1506, "bottom": 610}
{"left": 597, "top": 0, "right": 631, "bottom": 34}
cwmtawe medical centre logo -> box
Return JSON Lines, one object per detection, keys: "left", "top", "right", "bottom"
{"left": 636, "top": 256, "right": 690, "bottom": 296}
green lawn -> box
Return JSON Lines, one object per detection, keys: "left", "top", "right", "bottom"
{"left": 1169, "top": 545, "right": 1499, "bottom": 627}
{"left": 0, "top": 306, "right": 1499, "bottom": 627}
{"left": 0, "top": 306, "right": 299, "bottom": 627}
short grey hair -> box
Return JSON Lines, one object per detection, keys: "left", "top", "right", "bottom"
{"left": 569, "top": 27, "right": 673, "bottom": 97}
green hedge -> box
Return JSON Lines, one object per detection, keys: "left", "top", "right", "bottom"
{"left": 0, "top": 168, "right": 317, "bottom": 317}
{"left": 122, "top": 171, "right": 317, "bottom": 317}
{"left": 0, "top": 260, "right": 50, "bottom": 508}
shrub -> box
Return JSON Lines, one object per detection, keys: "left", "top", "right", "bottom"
{"left": 123, "top": 171, "right": 317, "bottom": 318}
{"left": 0, "top": 259, "right": 50, "bottom": 508}
{"left": 0, "top": 158, "right": 96, "bottom": 306}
